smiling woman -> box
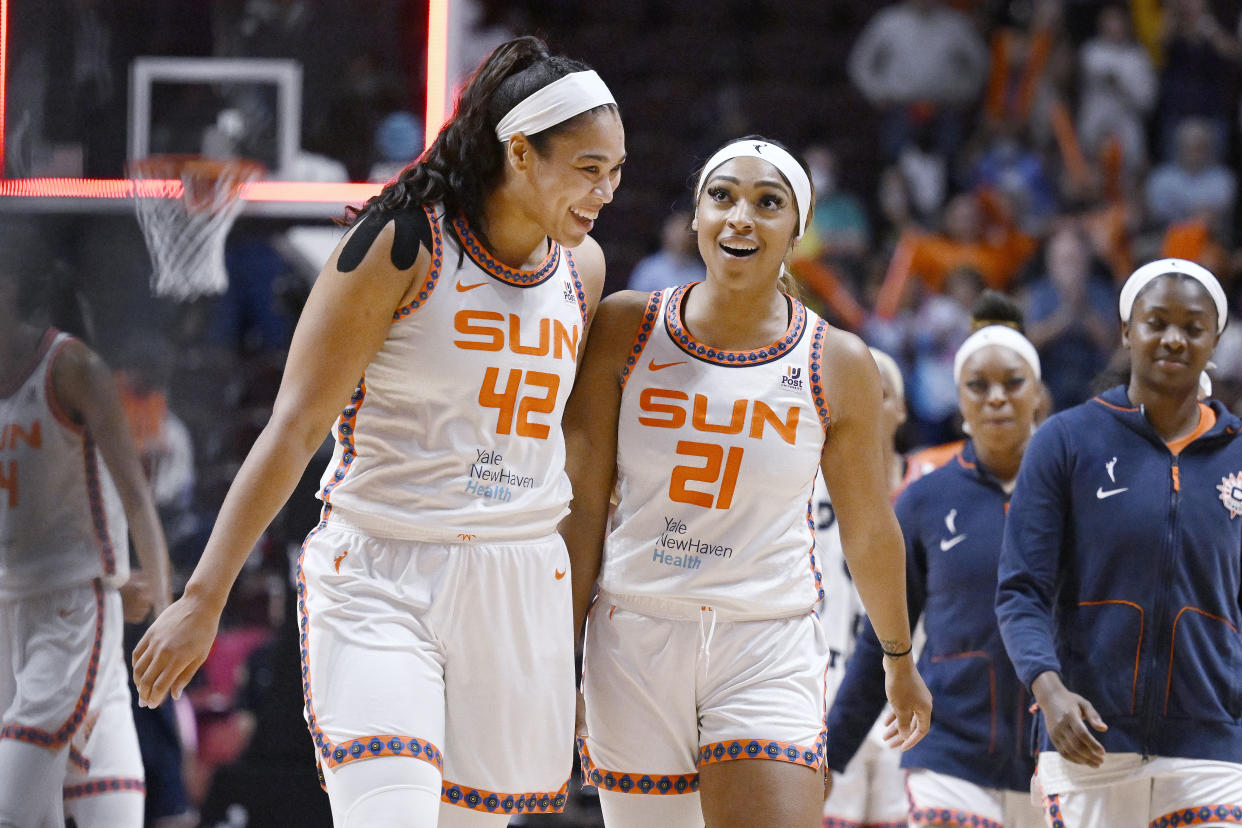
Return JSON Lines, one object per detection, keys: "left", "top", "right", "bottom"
{"left": 130, "top": 35, "right": 624, "bottom": 828}
{"left": 560, "top": 137, "right": 931, "bottom": 828}
{"left": 997, "top": 259, "right": 1242, "bottom": 826}
{"left": 824, "top": 292, "right": 1046, "bottom": 828}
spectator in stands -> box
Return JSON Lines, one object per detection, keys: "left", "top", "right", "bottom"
{"left": 790, "top": 145, "right": 872, "bottom": 329}
{"left": 626, "top": 209, "right": 705, "bottom": 292}
{"left": 368, "top": 111, "right": 424, "bottom": 184}
{"left": 874, "top": 191, "right": 1038, "bottom": 318}
{"left": 1155, "top": 0, "right": 1241, "bottom": 162}
{"left": 1145, "top": 117, "right": 1237, "bottom": 244}
{"left": 1077, "top": 5, "right": 1157, "bottom": 177}
{"left": 967, "top": 122, "right": 1058, "bottom": 234}
{"left": 801, "top": 144, "right": 871, "bottom": 273}
{"left": 906, "top": 265, "right": 984, "bottom": 446}
{"left": 848, "top": 0, "right": 990, "bottom": 163}
{"left": 1023, "top": 223, "right": 1118, "bottom": 411}
{"left": 982, "top": 0, "right": 1068, "bottom": 153}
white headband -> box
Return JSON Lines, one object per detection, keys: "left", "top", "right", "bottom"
{"left": 494, "top": 70, "right": 616, "bottom": 142}
{"left": 953, "top": 325, "right": 1042, "bottom": 384}
{"left": 1119, "top": 258, "right": 1227, "bottom": 334}
{"left": 695, "top": 140, "right": 812, "bottom": 237}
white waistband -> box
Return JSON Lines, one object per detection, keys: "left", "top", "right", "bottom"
{"left": 324, "top": 506, "right": 560, "bottom": 546}
{"left": 595, "top": 588, "right": 812, "bottom": 623}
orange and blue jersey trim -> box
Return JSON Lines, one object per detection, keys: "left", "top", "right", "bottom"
{"left": 664, "top": 283, "right": 807, "bottom": 366}
{"left": 564, "top": 248, "right": 590, "bottom": 328}
{"left": 1, "top": 327, "right": 57, "bottom": 398}
{"left": 698, "top": 732, "right": 826, "bottom": 770}
{"left": 2, "top": 580, "right": 104, "bottom": 749}
{"left": 805, "top": 501, "right": 825, "bottom": 601}
{"left": 619, "top": 290, "right": 663, "bottom": 392}
{"left": 451, "top": 214, "right": 562, "bottom": 287}
{"left": 908, "top": 780, "right": 1003, "bottom": 828}
{"left": 82, "top": 434, "right": 116, "bottom": 577}
{"left": 808, "top": 318, "right": 831, "bottom": 433}
{"left": 69, "top": 745, "right": 90, "bottom": 772}
{"left": 578, "top": 727, "right": 826, "bottom": 797}
{"left": 294, "top": 514, "right": 444, "bottom": 779}
{"left": 1151, "top": 805, "right": 1242, "bottom": 826}
{"left": 442, "top": 778, "right": 569, "bottom": 815}
{"left": 392, "top": 204, "right": 444, "bottom": 320}
{"left": 578, "top": 737, "right": 700, "bottom": 795}
{"left": 320, "top": 379, "right": 366, "bottom": 504}
{"left": 1044, "top": 792, "right": 1066, "bottom": 827}
{"left": 44, "top": 336, "right": 83, "bottom": 433}
{"left": 63, "top": 778, "right": 145, "bottom": 799}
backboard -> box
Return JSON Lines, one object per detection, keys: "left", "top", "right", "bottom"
{"left": 0, "top": 0, "right": 453, "bottom": 218}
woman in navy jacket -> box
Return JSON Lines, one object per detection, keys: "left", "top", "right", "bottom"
{"left": 996, "top": 258, "right": 1242, "bottom": 826}
{"left": 826, "top": 293, "right": 1045, "bottom": 827}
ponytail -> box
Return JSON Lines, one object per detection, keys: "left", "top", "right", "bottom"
{"left": 348, "top": 36, "right": 616, "bottom": 253}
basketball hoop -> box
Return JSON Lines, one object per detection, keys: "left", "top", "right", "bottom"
{"left": 128, "top": 155, "right": 264, "bottom": 301}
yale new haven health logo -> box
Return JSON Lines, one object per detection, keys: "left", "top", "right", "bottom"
{"left": 780, "top": 366, "right": 803, "bottom": 390}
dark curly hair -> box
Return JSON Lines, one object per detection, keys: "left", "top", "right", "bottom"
{"left": 969, "top": 289, "right": 1025, "bottom": 334}
{"left": 348, "top": 36, "right": 618, "bottom": 252}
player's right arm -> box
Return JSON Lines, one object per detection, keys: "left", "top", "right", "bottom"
{"left": 132, "top": 215, "right": 430, "bottom": 708}
{"left": 560, "top": 290, "right": 648, "bottom": 646}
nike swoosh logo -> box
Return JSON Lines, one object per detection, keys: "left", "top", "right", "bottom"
{"left": 456, "top": 280, "right": 488, "bottom": 292}
{"left": 939, "top": 535, "right": 967, "bottom": 552}
{"left": 555, "top": 569, "right": 567, "bottom": 580}
{"left": 649, "top": 360, "right": 685, "bottom": 371}
{"left": 1096, "top": 487, "right": 1129, "bottom": 499}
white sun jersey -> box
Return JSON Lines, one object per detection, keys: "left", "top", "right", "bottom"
{"left": 317, "top": 206, "right": 590, "bottom": 542}
{"left": 599, "top": 284, "right": 831, "bottom": 619}
{"left": 0, "top": 330, "right": 128, "bottom": 598}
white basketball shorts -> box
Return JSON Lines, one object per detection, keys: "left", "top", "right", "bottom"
{"left": 822, "top": 725, "right": 906, "bottom": 828}
{"left": 579, "top": 594, "right": 829, "bottom": 795}
{"left": 298, "top": 514, "right": 576, "bottom": 819}
{"left": 1037, "top": 751, "right": 1242, "bottom": 827}
{"left": 1, "top": 580, "right": 141, "bottom": 824}
{"left": 906, "top": 767, "right": 1042, "bottom": 828}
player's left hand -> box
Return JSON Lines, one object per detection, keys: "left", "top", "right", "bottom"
{"left": 881, "top": 655, "right": 932, "bottom": 751}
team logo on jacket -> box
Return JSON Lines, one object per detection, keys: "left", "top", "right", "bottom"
{"left": 781, "top": 367, "right": 803, "bottom": 390}
{"left": 1217, "top": 472, "right": 1242, "bottom": 518}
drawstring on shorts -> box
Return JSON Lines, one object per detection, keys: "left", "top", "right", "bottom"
{"left": 698, "top": 605, "right": 717, "bottom": 671}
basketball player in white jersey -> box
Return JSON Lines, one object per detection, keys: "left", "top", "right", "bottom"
{"left": 817, "top": 347, "right": 910, "bottom": 828}
{"left": 0, "top": 233, "right": 172, "bottom": 827}
{"left": 133, "top": 37, "right": 624, "bottom": 827}
{"left": 561, "top": 138, "right": 932, "bottom": 828}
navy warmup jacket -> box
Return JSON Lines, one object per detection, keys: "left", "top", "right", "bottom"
{"left": 997, "top": 386, "right": 1242, "bottom": 761}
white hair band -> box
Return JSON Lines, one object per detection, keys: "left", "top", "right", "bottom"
{"left": 495, "top": 70, "right": 616, "bottom": 142}
{"left": 695, "top": 140, "right": 812, "bottom": 237}
{"left": 953, "top": 325, "right": 1042, "bottom": 384}
{"left": 1119, "top": 258, "right": 1227, "bottom": 334}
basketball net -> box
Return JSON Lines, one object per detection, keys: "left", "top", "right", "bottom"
{"left": 128, "top": 155, "right": 264, "bottom": 301}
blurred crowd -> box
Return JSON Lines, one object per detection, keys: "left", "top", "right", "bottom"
{"left": 626, "top": 0, "right": 1242, "bottom": 450}
{"left": 9, "top": 0, "right": 1242, "bottom": 825}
